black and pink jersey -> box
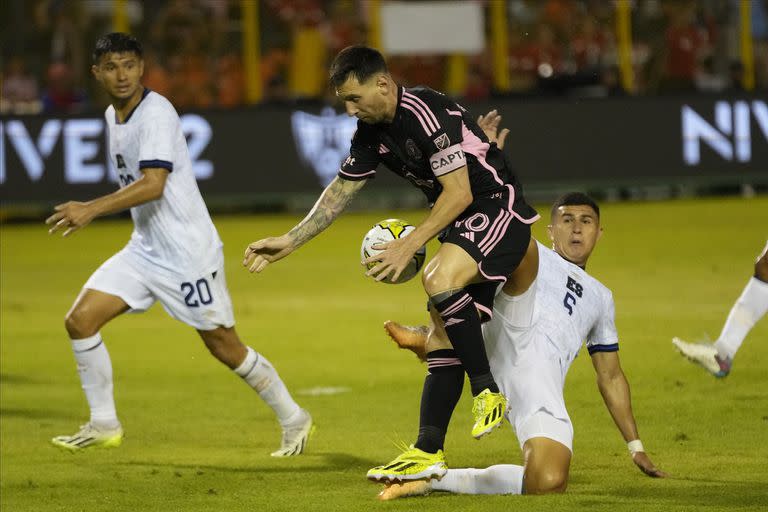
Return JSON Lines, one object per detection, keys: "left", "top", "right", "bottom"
{"left": 338, "top": 86, "right": 536, "bottom": 218}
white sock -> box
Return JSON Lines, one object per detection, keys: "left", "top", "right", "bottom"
{"left": 714, "top": 277, "right": 768, "bottom": 359}
{"left": 234, "top": 347, "right": 301, "bottom": 426}
{"left": 431, "top": 464, "right": 524, "bottom": 495}
{"left": 71, "top": 333, "right": 119, "bottom": 429}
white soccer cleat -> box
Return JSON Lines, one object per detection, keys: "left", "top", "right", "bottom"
{"left": 672, "top": 337, "right": 731, "bottom": 378}
{"left": 51, "top": 422, "right": 124, "bottom": 451}
{"left": 271, "top": 409, "right": 314, "bottom": 457}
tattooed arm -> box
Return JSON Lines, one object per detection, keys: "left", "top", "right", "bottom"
{"left": 243, "top": 177, "right": 367, "bottom": 273}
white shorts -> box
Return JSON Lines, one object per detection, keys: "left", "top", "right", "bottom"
{"left": 484, "top": 289, "right": 574, "bottom": 452}
{"left": 84, "top": 248, "right": 235, "bottom": 331}
{"left": 498, "top": 341, "right": 574, "bottom": 453}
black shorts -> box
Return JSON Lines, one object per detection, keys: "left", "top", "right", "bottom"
{"left": 436, "top": 189, "right": 537, "bottom": 321}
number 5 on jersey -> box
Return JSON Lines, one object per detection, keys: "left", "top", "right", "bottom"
{"left": 563, "top": 276, "right": 583, "bottom": 316}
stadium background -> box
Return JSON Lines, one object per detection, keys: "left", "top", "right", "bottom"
{"left": 1, "top": 1, "right": 767, "bottom": 511}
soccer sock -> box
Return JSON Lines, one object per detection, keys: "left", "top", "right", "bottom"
{"left": 714, "top": 276, "right": 768, "bottom": 359}
{"left": 434, "top": 290, "right": 498, "bottom": 395}
{"left": 413, "top": 350, "right": 464, "bottom": 454}
{"left": 234, "top": 347, "right": 301, "bottom": 426}
{"left": 432, "top": 464, "right": 524, "bottom": 495}
{"left": 71, "top": 333, "right": 119, "bottom": 429}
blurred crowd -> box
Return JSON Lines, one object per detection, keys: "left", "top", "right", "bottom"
{"left": 1, "top": 0, "right": 766, "bottom": 115}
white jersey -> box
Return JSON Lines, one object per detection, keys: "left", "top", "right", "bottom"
{"left": 482, "top": 241, "right": 618, "bottom": 448}
{"left": 486, "top": 241, "right": 619, "bottom": 372}
{"left": 105, "top": 89, "right": 222, "bottom": 276}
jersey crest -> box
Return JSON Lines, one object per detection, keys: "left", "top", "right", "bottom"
{"left": 405, "top": 139, "right": 422, "bottom": 160}
{"left": 291, "top": 107, "right": 357, "bottom": 186}
{"left": 433, "top": 133, "right": 450, "bottom": 150}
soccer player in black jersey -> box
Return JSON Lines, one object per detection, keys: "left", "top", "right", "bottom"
{"left": 244, "top": 46, "right": 540, "bottom": 479}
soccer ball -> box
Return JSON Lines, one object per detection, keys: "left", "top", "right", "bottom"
{"left": 360, "top": 219, "right": 427, "bottom": 284}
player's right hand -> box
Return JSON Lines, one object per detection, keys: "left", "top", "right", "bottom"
{"left": 243, "top": 236, "right": 294, "bottom": 273}
{"left": 632, "top": 451, "right": 668, "bottom": 478}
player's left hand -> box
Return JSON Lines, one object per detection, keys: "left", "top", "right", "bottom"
{"left": 363, "top": 237, "right": 417, "bottom": 283}
{"left": 632, "top": 452, "right": 667, "bottom": 478}
{"left": 46, "top": 201, "right": 95, "bottom": 237}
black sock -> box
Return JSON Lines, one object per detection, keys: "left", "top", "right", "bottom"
{"left": 434, "top": 290, "right": 499, "bottom": 395}
{"left": 413, "top": 349, "right": 464, "bottom": 454}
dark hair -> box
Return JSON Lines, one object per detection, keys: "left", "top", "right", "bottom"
{"left": 329, "top": 46, "right": 387, "bottom": 88}
{"left": 551, "top": 192, "right": 600, "bottom": 219}
{"left": 93, "top": 33, "right": 143, "bottom": 64}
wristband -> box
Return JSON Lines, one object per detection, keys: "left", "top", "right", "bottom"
{"left": 627, "top": 439, "right": 644, "bottom": 455}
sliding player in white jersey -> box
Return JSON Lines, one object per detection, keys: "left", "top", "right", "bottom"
{"left": 45, "top": 33, "right": 312, "bottom": 457}
{"left": 673, "top": 240, "right": 768, "bottom": 377}
{"left": 372, "top": 112, "right": 663, "bottom": 498}
{"left": 379, "top": 191, "right": 666, "bottom": 499}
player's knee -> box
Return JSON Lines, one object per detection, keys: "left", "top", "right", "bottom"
{"left": 754, "top": 253, "right": 768, "bottom": 282}
{"left": 422, "top": 268, "right": 458, "bottom": 297}
{"left": 524, "top": 468, "right": 568, "bottom": 494}
{"left": 64, "top": 308, "right": 99, "bottom": 339}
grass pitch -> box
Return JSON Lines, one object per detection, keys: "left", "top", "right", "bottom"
{"left": 1, "top": 196, "right": 767, "bottom": 511}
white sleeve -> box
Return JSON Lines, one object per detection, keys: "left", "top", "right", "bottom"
{"left": 586, "top": 290, "right": 619, "bottom": 354}
{"left": 138, "top": 105, "right": 177, "bottom": 171}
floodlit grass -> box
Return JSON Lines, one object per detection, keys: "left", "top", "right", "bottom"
{"left": 2, "top": 196, "right": 767, "bottom": 511}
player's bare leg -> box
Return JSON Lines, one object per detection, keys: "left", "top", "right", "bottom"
{"left": 198, "top": 326, "right": 313, "bottom": 456}
{"left": 501, "top": 238, "right": 539, "bottom": 297}
{"left": 522, "top": 437, "right": 571, "bottom": 494}
{"left": 53, "top": 289, "right": 129, "bottom": 451}
{"left": 65, "top": 288, "right": 130, "bottom": 339}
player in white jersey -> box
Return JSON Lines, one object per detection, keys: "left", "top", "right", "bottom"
{"left": 673, "top": 240, "right": 768, "bottom": 377}
{"left": 45, "top": 33, "right": 312, "bottom": 457}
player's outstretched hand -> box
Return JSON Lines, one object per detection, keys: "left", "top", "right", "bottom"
{"left": 46, "top": 201, "right": 95, "bottom": 237}
{"left": 476, "top": 109, "right": 510, "bottom": 151}
{"left": 632, "top": 452, "right": 667, "bottom": 478}
{"left": 243, "top": 235, "right": 294, "bottom": 273}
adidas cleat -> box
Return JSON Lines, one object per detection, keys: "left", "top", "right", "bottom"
{"left": 51, "top": 422, "right": 123, "bottom": 451}
{"left": 367, "top": 445, "right": 447, "bottom": 482}
{"left": 271, "top": 409, "right": 314, "bottom": 457}
{"left": 383, "top": 321, "right": 428, "bottom": 362}
{"left": 672, "top": 337, "right": 731, "bottom": 378}
{"left": 471, "top": 389, "right": 507, "bottom": 439}
{"left": 377, "top": 480, "right": 433, "bottom": 500}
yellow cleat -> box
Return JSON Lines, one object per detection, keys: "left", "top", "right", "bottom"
{"left": 367, "top": 445, "right": 447, "bottom": 482}
{"left": 51, "top": 422, "right": 123, "bottom": 451}
{"left": 471, "top": 389, "right": 506, "bottom": 439}
{"left": 378, "top": 480, "right": 433, "bottom": 500}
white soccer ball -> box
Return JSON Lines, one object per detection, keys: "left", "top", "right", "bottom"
{"left": 360, "top": 218, "right": 427, "bottom": 284}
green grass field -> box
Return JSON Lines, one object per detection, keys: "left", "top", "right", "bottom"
{"left": 2, "top": 197, "right": 767, "bottom": 511}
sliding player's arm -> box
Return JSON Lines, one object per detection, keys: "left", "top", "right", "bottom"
{"left": 46, "top": 168, "right": 169, "bottom": 237}
{"left": 591, "top": 351, "right": 667, "bottom": 478}
{"left": 243, "top": 176, "right": 367, "bottom": 273}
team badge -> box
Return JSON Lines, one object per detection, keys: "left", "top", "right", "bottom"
{"left": 291, "top": 107, "right": 358, "bottom": 186}
{"left": 433, "top": 133, "right": 450, "bottom": 150}
{"left": 405, "top": 139, "right": 422, "bottom": 160}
